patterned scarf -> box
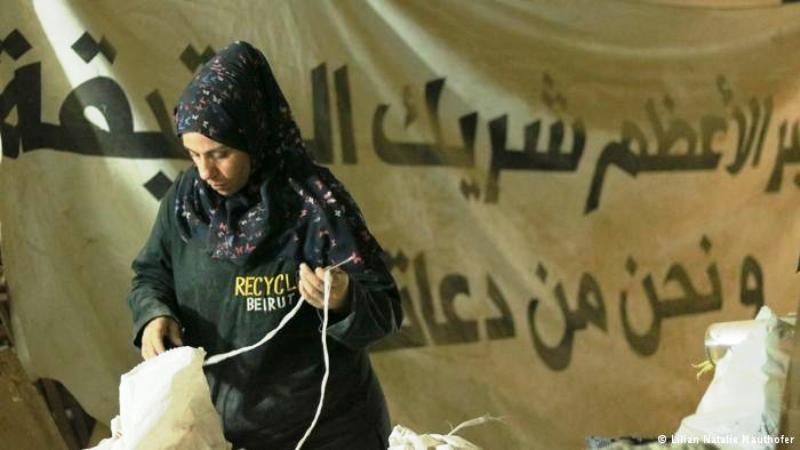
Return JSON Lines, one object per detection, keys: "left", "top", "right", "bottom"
{"left": 173, "top": 41, "right": 380, "bottom": 269}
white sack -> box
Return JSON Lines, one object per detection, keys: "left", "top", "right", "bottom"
{"left": 674, "top": 307, "right": 793, "bottom": 450}
{"left": 87, "top": 347, "right": 231, "bottom": 450}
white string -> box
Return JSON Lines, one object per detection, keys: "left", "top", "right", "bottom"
{"left": 447, "top": 415, "right": 503, "bottom": 436}
{"left": 203, "top": 256, "right": 354, "bottom": 450}
{"left": 293, "top": 269, "right": 332, "bottom": 449}
{"left": 293, "top": 255, "right": 353, "bottom": 449}
{"left": 203, "top": 299, "right": 305, "bottom": 366}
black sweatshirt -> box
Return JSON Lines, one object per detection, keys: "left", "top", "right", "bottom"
{"left": 127, "top": 177, "right": 402, "bottom": 449}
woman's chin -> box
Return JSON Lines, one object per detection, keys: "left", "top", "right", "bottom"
{"left": 209, "top": 184, "right": 229, "bottom": 195}
{"left": 211, "top": 184, "right": 247, "bottom": 197}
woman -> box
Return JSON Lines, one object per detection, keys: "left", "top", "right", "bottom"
{"left": 127, "top": 41, "right": 402, "bottom": 450}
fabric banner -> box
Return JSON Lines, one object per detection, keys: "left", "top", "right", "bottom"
{"left": 2, "top": 1, "right": 800, "bottom": 448}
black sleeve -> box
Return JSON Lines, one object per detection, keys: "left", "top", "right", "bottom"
{"left": 127, "top": 183, "right": 181, "bottom": 347}
{"left": 325, "top": 261, "right": 402, "bottom": 350}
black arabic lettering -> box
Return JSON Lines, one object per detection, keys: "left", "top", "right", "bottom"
{"left": 585, "top": 121, "right": 646, "bottom": 213}
{"left": 619, "top": 269, "right": 661, "bottom": 356}
{"left": 621, "top": 236, "right": 722, "bottom": 356}
{"left": 414, "top": 253, "right": 479, "bottom": 345}
{"left": 727, "top": 97, "right": 772, "bottom": 174}
{"left": 372, "top": 78, "right": 477, "bottom": 167}
{"left": 334, "top": 65, "right": 357, "bottom": 164}
{"left": 739, "top": 255, "right": 764, "bottom": 317}
{"left": 1, "top": 62, "right": 182, "bottom": 159}
{"left": 585, "top": 100, "right": 722, "bottom": 213}
{"left": 766, "top": 119, "right": 800, "bottom": 192}
{"left": 304, "top": 63, "right": 333, "bottom": 163}
{"left": 485, "top": 114, "right": 585, "bottom": 203}
{"left": 646, "top": 98, "right": 697, "bottom": 156}
{"left": 486, "top": 275, "right": 515, "bottom": 340}
{"left": 699, "top": 114, "right": 728, "bottom": 160}
{"left": 528, "top": 270, "right": 607, "bottom": 371}
{"left": 145, "top": 89, "right": 187, "bottom": 159}
{"left": 57, "top": 77, "right": 175, "bottom": 157}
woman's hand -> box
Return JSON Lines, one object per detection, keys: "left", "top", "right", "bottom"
{"left": 299, "top": 263, "right": 351, "bottom": 312}
{"left": 141, "top": 316, "right": 183, "bottom": 360}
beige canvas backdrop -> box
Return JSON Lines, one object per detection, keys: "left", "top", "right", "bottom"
{"left": 1, "top": 0, "right": 800, "bottom": 448}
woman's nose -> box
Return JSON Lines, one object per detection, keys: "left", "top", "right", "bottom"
{"left": 197, "top": 158, "right": 216, "bottom": 180}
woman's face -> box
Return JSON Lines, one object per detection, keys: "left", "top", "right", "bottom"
{"left": 182, "top": 132, "right": 251, "bottom": 196}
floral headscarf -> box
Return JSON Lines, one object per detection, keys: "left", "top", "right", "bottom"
{"left": 173, "top": 41, "right": 382, "bottom": 269}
